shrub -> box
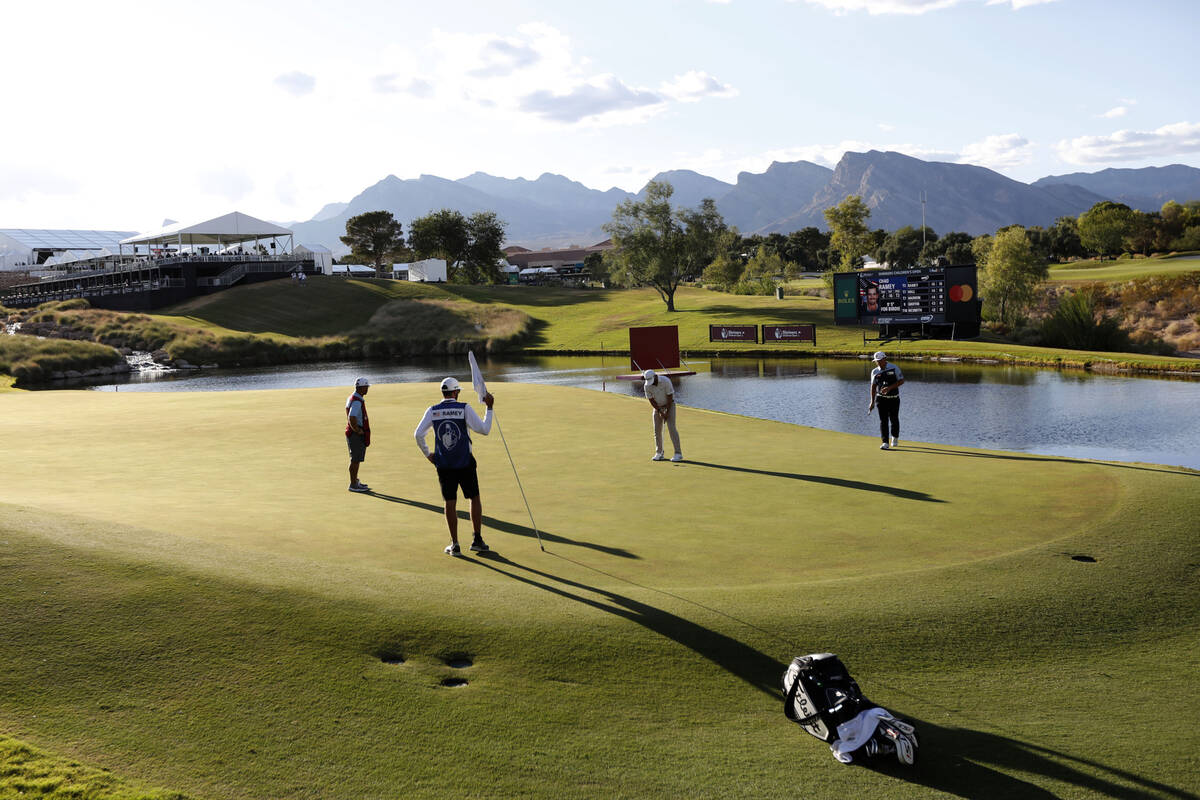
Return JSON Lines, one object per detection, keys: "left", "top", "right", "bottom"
{"left": 1040, "top": 287, "right": 1131, "bottom": 351}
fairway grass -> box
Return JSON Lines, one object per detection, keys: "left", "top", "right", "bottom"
{"left": 1, "top": 384, "right": 1197, "bottom": 799}
{"left": 159, "top": 277, "right": 1200, "bottom": 374}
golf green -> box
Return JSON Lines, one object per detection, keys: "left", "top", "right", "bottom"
{"left": 0, "top": 383, "right": 1196, "bottom": 799}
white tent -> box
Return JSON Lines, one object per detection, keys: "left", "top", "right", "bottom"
{"left": 407, "top": 258, "right": 447, "bottom": 283}
{"left": 295, "top": 243, "right": 333, "bottom": 275}
{"left": 120, "top": 211, "right": 294, "bottom": 253}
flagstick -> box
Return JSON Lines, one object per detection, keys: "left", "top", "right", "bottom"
{"left": 494, "top": 413, "right": 543, "bottom": 551}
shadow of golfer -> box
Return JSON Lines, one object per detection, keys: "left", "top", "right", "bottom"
{"left": 685, "top": 461, "right": 946, "bottom": 503}
{"left": 464, "top": 552, "right": 785, "bottom": 698}
{"left": 903, "top": 446, "right": 1198, "bottom": 478}
{"left": 366, "top": 492, "right": 639, "bottom": 559}
{"left": 862, "top": 715, "right": 1198, "bottom": 800}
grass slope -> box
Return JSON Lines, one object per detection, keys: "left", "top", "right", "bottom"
{"left": 162, "top": 278, "right": 1200, "bottom": 374}
{"left": 1, "top": 384, "right": 1197, "bottom": 799}
{"left": 1048, "top": 254, "right": 1200, "bottom": 284}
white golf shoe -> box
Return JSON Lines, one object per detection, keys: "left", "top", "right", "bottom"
{"left": 670, "top": 453, "right": 683, "bottom": 462}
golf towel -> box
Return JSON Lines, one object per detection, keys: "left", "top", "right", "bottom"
{"left": 830, "top": 707, "right": 893, "bottom": 763}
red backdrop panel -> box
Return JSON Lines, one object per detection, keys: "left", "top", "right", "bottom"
{"left": 629, "top": 325, "right": 680, "bottom": 371}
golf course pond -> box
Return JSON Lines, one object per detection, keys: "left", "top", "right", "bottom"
{"left": 80, "top": 354, "right": 1200, "bottom": 471}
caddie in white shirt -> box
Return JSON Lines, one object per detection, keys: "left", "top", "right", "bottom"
{"left": 642, "top": 369, "right": 683, "bottom": 462}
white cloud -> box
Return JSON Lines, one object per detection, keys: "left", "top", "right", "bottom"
{"left": 1099, "top": 106, "right": 1128, "bottom": 119}
{"left": 958, "top": 133, "right": 1034, "bottom": 168}
{"left": 372, "top": 74, "right": 433, "bottom": 97}
{"left": 660, "top": 70, "right": 738, "bottom": 102}
{"left": 986, "top": 0, "right": 1057, "bottom": 8}
{"left": 467, "top": 37, "right": 541, "bottom": 78}
{"left": 519, "top": 75, "right": 666, "bottom": 124}
{"left": 273, "top": 71, "right": 316, "bottom": 96}
{"left": 1056, "top": 121, "right": 1200, "bottom": 164}
{"left": 798, "top": 0, "right": 1055, "bottom": 13}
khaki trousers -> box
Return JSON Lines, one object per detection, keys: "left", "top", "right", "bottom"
{"left": 652, "top": 405, "right": 682, "bottom": 456}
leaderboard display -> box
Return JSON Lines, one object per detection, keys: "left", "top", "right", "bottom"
{"left": 833, "top": 265, "right": 978, "bottom": 328}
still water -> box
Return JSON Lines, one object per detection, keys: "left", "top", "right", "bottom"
{"left": 84, "top": 355, "right": 1200, "bottom": 470}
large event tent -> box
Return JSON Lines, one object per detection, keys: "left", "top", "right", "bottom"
{"left": 120, "top": 212, "right": 294, "bottom": 255}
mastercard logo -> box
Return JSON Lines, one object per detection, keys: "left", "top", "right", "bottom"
{"left": 949, "top": 284, "right": 974, "bottom": 302}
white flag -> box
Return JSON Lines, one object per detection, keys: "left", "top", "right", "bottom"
{"left": 468, "top": 350, "right": 488, "bottom": 403}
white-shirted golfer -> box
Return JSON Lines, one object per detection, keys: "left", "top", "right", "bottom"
{"left": 643, "top": 369, "right": 683, "bottom": 462}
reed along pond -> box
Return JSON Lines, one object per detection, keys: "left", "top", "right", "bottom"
{"left": 83, "top": 355, "right": 1200, "bottom": 471}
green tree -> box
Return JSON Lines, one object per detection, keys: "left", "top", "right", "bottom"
{"left": 823, "top": 195, "right": 874, "bottom": 271}
{"left": 875, "top": 225, "right": 934, "bottom": 268}
{"left": 699, "top": 229, "right": 745, "bottom": 290}
{"left": 461, "top": 211, "right": 508, "bottom": 284}
{"left": 1048, "top": 216, "right": 1085, "bottom": 262}
{"left": 409, "top": 209, "right": 470, "bottom": 273}
{"left": 975, "top": 226, "right": 1048, "bottom": 327}
{"left": 339, "top": 211, "right": 407, "bottom": 278}
{"left": 602, "top": 181, "right": 726, "bottom": 311}
{"left": 785, "top": 227, "right": 830, "bottom": 271}
{"left": 1078, "top": 201, "right": 1135, "bottom": 260}
{"left": 1123, "top": 211, "right": 1158, "bottom": 256}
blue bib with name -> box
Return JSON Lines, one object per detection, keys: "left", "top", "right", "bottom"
{"left": 430, "top": 400, "right": 472, "bottom": 469}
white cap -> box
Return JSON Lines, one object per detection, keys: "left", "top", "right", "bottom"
{"left": 440, "top": 377, "right": 461, "bottom": 392}
{"left": 642, "top": 369, "right": 656, "bottom": 383}
{"left": 355, "top": 377, "right": 370, "bottom": 388}
{"left": 872, "top": 351, "right": 887, "bottom": 362}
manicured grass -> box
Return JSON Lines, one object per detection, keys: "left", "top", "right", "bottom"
{"left": 1, "top": 383, "right": 1197, "bottom": 798}
{"left": 1048, "top": 254, "right": 1200, "bottom": 283}
{"left": 158, "top": 278, "right": 1200, "bottom": 373}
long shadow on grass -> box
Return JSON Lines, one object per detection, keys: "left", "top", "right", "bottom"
{"left": 864, "top": 716, "right": 1197, "bottom": 800}
{"left": 685, "top": 461, "right": 945, "bottom": 503}
{"left": 366, "top": 492, "right": 639, "bottom": 559}
{"left": 903, "top": 446, "right": 1198, "bottom": 478}
{"left": 465, "top": 553, "right": 785, "bottom": 698}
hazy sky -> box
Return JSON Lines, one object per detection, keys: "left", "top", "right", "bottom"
{"left": 2, "top": 0, "right": 1197, "bottom": 230}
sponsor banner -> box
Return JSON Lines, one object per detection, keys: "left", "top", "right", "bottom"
{"left": 762, "top": 324, "right": 816, "bottom": 344}
{"left": 709, "top": 324, "right": 758, "bottom": 343}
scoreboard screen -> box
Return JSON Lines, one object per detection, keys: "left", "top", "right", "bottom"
{"left": 833, "top": 265, "right": 978, "bottom": 327}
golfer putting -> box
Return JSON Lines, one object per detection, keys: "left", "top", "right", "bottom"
{"left": 867, "top": 352, "right": 905, "bottom": 450}
{"left": 414, "top": 377, "right": 495, "bottom": 556}
{"left": 643, "top": 369, "right": 683, "bottom": 462}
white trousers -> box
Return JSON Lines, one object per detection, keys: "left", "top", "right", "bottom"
{"left": 652, "top": 405, "right": 682, "bottom": 456}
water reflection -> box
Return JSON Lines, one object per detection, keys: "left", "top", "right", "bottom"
{"left": 70, "top": 354, "right": 1200, "bottom": 470}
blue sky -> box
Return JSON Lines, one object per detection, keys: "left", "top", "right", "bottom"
{"left": 2, "top": 0, "right": 1197, "bottom": 230}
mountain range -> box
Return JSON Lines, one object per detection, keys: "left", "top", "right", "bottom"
{"left": 286, "top": 152, "right": 1200, "bottom": 254}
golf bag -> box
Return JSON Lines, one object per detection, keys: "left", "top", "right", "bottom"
{"left": 782, "top": 653, "right": 919, "bottom": 766}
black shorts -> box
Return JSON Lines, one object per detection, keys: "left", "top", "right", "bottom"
{"left": 437, "top": 456, "right": 479, "bottom": 501}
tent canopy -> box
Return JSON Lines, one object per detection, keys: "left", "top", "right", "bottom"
{"left": 120, "top": 212, "right": 293, "bottom": 247}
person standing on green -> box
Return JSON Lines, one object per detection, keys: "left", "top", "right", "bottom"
{"left": 868, "top": 353, "right": 905, "bottom": 450}
{"left": 346, "top": 377, "right": 371, "bottom": 492}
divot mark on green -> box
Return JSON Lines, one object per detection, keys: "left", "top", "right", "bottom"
{"left": 440, "top": 677, "right": 469, "bottom": 688}
{"left": 1071, "top": 554, "right": 1098, "bottom": 563}
{"left": 445, "top": 655, "right": 474, "bottom": 669}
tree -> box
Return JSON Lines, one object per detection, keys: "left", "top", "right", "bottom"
{"left": 461, "top": 211, "right": 507, "bottom": 284}
{"left": 785, "top": 227, "right": 830, "bottom": 271}
{"left": 975, "top": 226, "right": 1047, "bottom": 327}
{"left": 409, "top": 209, "right": 508, "bottom": 284}
{"left": 1048, "top": 216, "right": 1085, "bottom": 262}
{"left": 409, "top": 209, "right": 470, "bottom": 276}
{"left": 699, "top": 229, "right": 744, "bottom": 290}
{"left": 823, "top": 196, "right": 873, "bottom": 271}
{"left": 339, "top": 211, "right": 407, "bottom": 278}
{"left": 1123, "top": 211, "right": 1158, "bottom": 256}
{"left": 1078, "top": 201, "right": 1135, "bottom": 260}
{"left": 603, "top": 181, "right": 726, "bottom": 311}
{"left": 875, "top": 225, "right": 933, "bottom": 268}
